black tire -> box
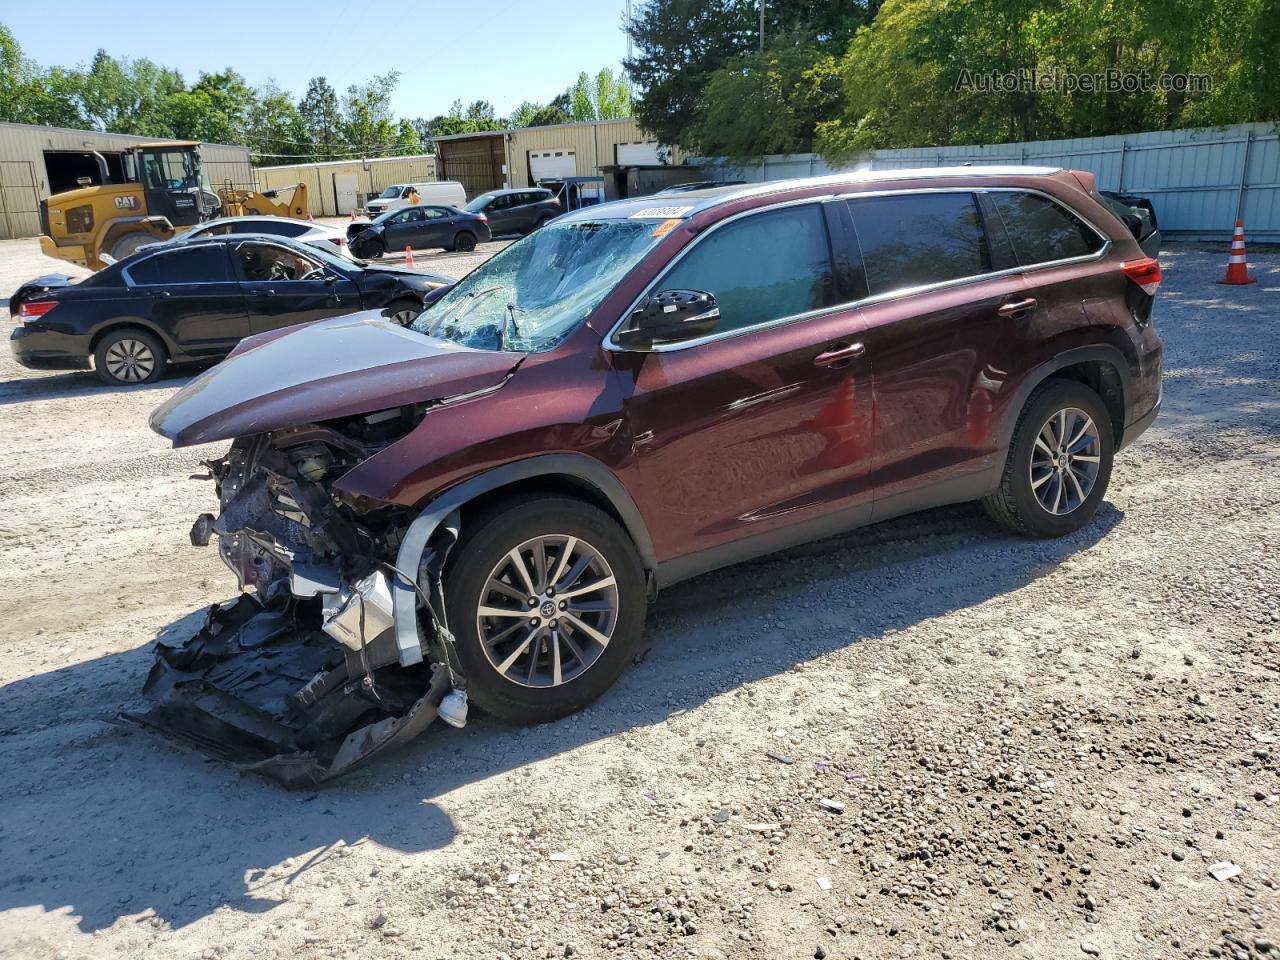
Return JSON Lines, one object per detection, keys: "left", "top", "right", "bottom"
{"left": 452, "top": 231, "right": 477, "bottom": 253}
{"left": 444, "top": 495, "right": 646, "bottom": 724}
{"left": 382, "top": 297, "right": 421, "bottom": 326}
{"left": 357, "top": 237, "right": 385, "bottom": 260}
{"left": 983, "top": 379, "right": 1115, "bottom": 537}
{"left": 94, "top": 328, "right": 168, "bottom": 386}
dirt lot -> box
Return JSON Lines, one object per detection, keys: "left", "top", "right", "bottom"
{"left": 0, "top": 237, "right": 1277, "bottom": 960}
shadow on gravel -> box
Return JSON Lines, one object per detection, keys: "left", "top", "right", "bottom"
{"left": 0, "top": 368, "right": 196, "bottom": 406}
{"left": 0, "top": 500, "right": 1120, "bottom": 934}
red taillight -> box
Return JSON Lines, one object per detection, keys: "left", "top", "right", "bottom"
{"left": 478, "top": 214, "right": 488, "bottom": 222}
{"left": 19, "top": 299, "right": 56, "bottom": 318}
{"left": 1121, "top": 257, "right": 1162, "bottom": 296}
{"left": 327, "top": 237, "right": 344, "bottom": 247}
{"left": 550, "top": 196, "right": 561, "bottom": 206}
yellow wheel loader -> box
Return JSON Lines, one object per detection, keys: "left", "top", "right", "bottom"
{"left": 38, "top": 142, "right": 310, "bottom": 270}
{"left": 216, "top": 181, "right": 309, "bottom": 219}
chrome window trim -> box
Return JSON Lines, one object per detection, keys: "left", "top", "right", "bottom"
{"left": 603, "top": 186, "right": 1111, "bottom": 354}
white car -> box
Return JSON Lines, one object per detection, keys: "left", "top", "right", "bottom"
{"left": 170, "top": 216, "right": 353, "bottom": 259}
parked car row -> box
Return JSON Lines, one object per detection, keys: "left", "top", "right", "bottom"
{"left": 10, "top": 233, "right": 452, "bottom": 385}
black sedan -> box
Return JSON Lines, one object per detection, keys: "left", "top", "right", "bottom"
{"left": 9, "top": 233, "right": 452, "bottom": 386}
{"left": 347, "top": 204, "right": 492, "bottom": 259}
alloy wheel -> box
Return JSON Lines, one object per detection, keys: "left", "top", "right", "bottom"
{"left": 1029, "top": 406, "right": 1102, "bottom": 515}
{"left": 475, "top": 534, "right": 620, "bottom": 689}
{"left": 103, "top": 337, "right": 156, "bottom": 383}
{"left": 388, "top": 307, "right": 418, "bottom": 325}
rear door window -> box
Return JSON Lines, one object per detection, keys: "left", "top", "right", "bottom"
{"left": 846, "top": 192, "right": 990, "bottom": 297}
{"left": 988, "top": 191, "right": 1104, "bottom": 265}
{"left": 657, "top": 204, "right": 835, "bottom": 335}
{"left": 129, "top": 246, "right": 230, "bottom": 285}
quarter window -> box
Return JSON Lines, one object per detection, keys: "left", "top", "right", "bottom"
{"left": 657, "top": 204, "right": 835, "bottom": 335}
{"left": 989, "top": 192, "right": 1103, "bottom": 265}
{"left": 847, "top": 193, "right": 990, "bottom": 297}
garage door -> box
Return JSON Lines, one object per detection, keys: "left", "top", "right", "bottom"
{"left": 616, "top": 142, "right": 661, "bottom": 165}
{"left": 528, "top": 150, "right": 577, "bottom": 181}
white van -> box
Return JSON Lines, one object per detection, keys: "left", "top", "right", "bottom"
{"left": 364, "top": 181, "right": 466, "bottom": 217}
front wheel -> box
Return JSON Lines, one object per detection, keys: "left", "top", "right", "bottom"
{"left": 382, "top": 298, "right": 421, "bottom": 326}
{"left": 983, "top": 379, "right": 1114, "bottom": 536}
{"left": 444, "top": 495, "right": 646, "bottom": 724}
{"left": 356, "top": 237, "right": 385, "bottom": 260}
{"left": 94, "top": 328, "right": 168, "bottom": 386}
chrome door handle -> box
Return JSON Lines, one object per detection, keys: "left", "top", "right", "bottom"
{"left": 814, "top": 341, "right": 866, "bottom": 367}
{"left": 997, "top": 297, "right": 1037, "bottom": 317}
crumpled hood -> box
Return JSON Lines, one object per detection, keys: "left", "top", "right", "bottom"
{"left": 150, "top": 311, "right": 524, "bottom": 447}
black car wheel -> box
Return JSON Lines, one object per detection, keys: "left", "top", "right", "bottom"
{"left": 382, "top": 297, "right": 421, "bottom": 326}
{"left": 452, "top": 231, "right": 477, "bottom": 253}
{"left": 444, "top": 495, "right": 646, "bottom": 724}
{"left": 983, "top": 379, "right": 1115, "bottom": 537}
{"left": 357, "top": 237, "right": 385, "bottom": 260}
{"left": 94, "top": 328, "right": 168, "bottom": 386}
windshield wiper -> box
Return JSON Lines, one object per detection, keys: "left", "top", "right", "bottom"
{"left": 426, "top": 284, "right": 505, "bottom": 336}
{"left": 499, "top": 303, "right": 523, "bottom": 352}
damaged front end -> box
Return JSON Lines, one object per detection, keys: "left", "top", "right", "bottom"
{"left": 123, "top": 416, "right": 468, "bottom": 787}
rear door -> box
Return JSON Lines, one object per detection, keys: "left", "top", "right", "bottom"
{"left": 232, "top": 240, "right": 361, "bottom": 334}
{"left": 415, "top": 206, "right": 455, "bottom": 248}
{"left": 124, "top": 245, "right": 248, "bottom": 358}
{"left": 484, "top": 194, "right": 517, "bottom": 235}
{"left": 842, "top": 190, "right": 1033, "bottom": 511}
{"left": 621, "top": 202, "right": 874, "bottom": 570}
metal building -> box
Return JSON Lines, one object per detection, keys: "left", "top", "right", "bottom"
{"left": 254, "top": 154, "right": 439, "bottom": 218}
{"left": 434, "top": 118, "right": 698, "bottom": 203}
{"left": 0, "top": 121, "right": 252, "bottom": 240}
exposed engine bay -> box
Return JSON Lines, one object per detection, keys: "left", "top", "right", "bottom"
{"left": 121, "top": 408, "right": 468, "bottom": 787}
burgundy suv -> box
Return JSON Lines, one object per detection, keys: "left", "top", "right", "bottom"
{"left": 141, "top": 166, "right": 1162, "bottom": 783}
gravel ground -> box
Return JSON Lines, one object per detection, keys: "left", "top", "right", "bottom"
{"left": 0, "top": 238, "right": 1277, "bottom": 960}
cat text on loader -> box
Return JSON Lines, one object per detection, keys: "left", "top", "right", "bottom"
{"left": 38, "top": 141, "right": 218, "bottom": 270}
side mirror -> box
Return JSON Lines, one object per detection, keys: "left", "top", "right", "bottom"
{"left": 615, "top": 289, "right": 719, "bottom": 349}
{"left": 323, "top": 273, "right": 340, "bottom": 284}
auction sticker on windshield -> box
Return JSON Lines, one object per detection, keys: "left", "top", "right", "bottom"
{"left": 628, "top": 206, "right": 694, "bottom": 219}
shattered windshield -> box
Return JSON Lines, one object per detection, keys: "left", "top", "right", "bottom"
{"left": 412, "top": 219, "right": 665, "bottom": 352}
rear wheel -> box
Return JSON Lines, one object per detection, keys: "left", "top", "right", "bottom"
{"left": 381, "top": 297, "right": 421, "bottom": 326}
{"left": 983, "top": 379, "right": 1114, "bottom": 537}
{"left": 444, "top": 495, "right": 646, "bottom": 724}
{"left": 109, "top": 232, "right": 155, "bottom": 262}
{"left": 94, "top": 328, "right": 168, "bottom": 386}
{"left": 452, "top": 231, "right": 477, "bottom": 252}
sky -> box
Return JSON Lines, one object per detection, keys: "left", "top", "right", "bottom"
{"left": 3, "top": 0, "right": 635, "bottom": 120}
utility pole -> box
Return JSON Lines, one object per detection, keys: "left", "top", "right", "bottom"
{"left": 626, "top": 0, "right": 632, "bottom": 62}
{"left": 759, "top": 0, "right": 765, "bottom": 51}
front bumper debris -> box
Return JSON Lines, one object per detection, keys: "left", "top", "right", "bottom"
{"left": 120, "top": 592, "right": 452, "bottom": 788}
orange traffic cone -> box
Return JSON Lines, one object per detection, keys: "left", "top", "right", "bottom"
{"left": 1217, "top": 220, "right": 1257, "bottom": 285}
{"left": 404, "top": 245, "right": 415, "bottom": 269}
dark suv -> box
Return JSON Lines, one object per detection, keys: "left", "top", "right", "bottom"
{"left": 140, "top": 166, "right": 1162, "bottom": 782}
{"left": 464, "top": 188, "right": 560, "bottom": 235}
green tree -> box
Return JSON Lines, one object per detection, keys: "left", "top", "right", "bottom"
{"left": 695, "top": 35, "right": 842, "bottom": 160}
{"left": 246, "top": 81, "right": 308, "bottom": 164}
{"left": 593, "top": 67, "right": 633, "bottom": 119}
{"left": 395, "top": 117, "right": 423, "bottom": 154}
{"left": 298, "top": 76, "right": 341, "bottom": 159}
{"left": 569, "top": 71, "right": 595, "bottom": 121}
{"left": 624, "top": 0, "right": 875, "bottom": 148}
